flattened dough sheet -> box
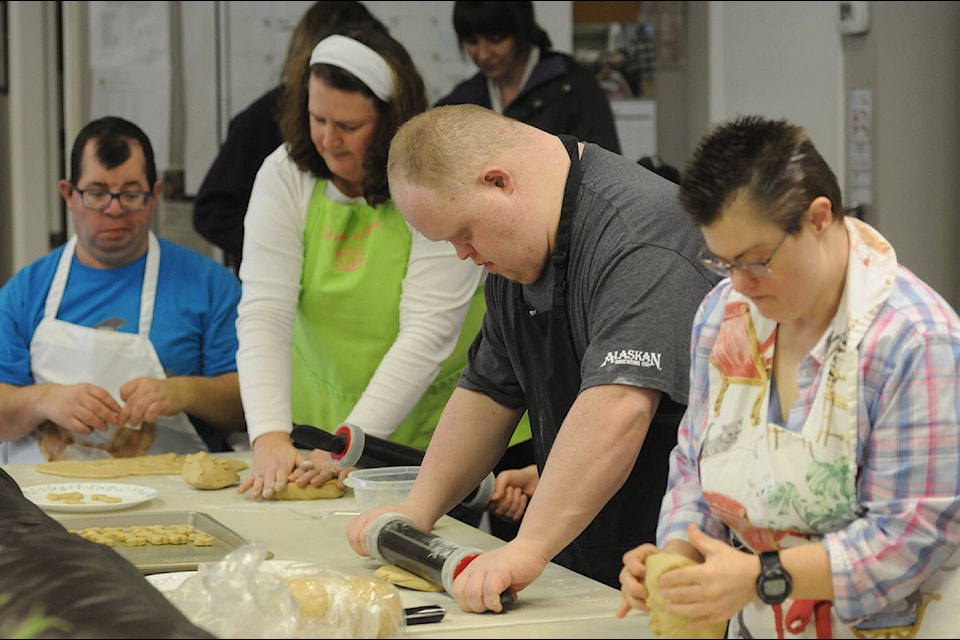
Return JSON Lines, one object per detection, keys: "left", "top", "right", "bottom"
{"left": 375, "top": 564, "right": 444, "bottom": 592}
{"left": 36, "top": 452, "right": 248, "bottom": 478}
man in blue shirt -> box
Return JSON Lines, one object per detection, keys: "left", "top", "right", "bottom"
{"left": 0, "top": 116, "right": 245, "bottom": 463}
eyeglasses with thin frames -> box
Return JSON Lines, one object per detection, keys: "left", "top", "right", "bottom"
{"left": 73, "top": 186, "right": 153, "bottom": 213}
{"left": 698, "top": 231, "right": 790, "bottom": 278}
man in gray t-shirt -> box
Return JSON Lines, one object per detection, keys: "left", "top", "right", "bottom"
{"left": 347, "top": 104, "right": 719, "bottom": 610}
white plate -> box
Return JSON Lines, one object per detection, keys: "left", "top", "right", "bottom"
{"left": 147, "top": 560, "right": 293, "bottom": 595}
{"left": 22, "top": 482, "right": 158, "bottom": 512}
{"left": 145, "top": 570, "right": 196, "bottom": 594}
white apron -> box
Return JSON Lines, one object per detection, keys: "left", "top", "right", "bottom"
{"left": 1, "top": 233, "right": 204, "bottom": 464}
{"left": 699, "top": 218, "right": 960, "bottom": 638}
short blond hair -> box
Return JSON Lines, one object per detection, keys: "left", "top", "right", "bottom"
{"left": 388, "top": 104, "right": 526, "bottom": 194}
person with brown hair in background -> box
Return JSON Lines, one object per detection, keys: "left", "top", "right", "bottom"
{"left": 192, "top": 1, "right": 389, "bottom": 272}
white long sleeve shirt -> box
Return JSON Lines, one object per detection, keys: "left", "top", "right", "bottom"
{"left": 236, "top": 145, "right": 483, "bottom": 445}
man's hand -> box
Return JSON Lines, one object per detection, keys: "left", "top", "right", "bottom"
{"left": 43, "top": 382, "right": 123, "bottom": 435}
{"left": 450, "top": 538, "right": 547, "bottom": 613}
{"left": 117, "top": 376, "right": 186, "bottom": 427}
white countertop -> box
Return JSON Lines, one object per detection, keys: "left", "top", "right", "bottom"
{"left": 3, "top": 453, "right": 655, "bottom": 639}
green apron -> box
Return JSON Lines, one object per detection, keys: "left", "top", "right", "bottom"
{"left": 289, "top": 182, "right": 533, "bottom": 452}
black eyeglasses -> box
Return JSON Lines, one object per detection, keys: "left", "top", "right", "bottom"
{"left": 698, "top": 231, "right": 790, "bottom": 278}
{"left": 73, "top": 186, "right": 153, "bottom": 213}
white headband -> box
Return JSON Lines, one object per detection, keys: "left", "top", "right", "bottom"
{"left": 309, "top": 34, "right": 394, "bottom": 102}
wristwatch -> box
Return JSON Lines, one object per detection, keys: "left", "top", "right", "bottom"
{"left": 756, "top": 550, "right": 792, "bottom": 605}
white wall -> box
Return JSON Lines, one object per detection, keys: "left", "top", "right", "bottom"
{"left": 707, "top": 1, "right": 844, "bottom": 184}
{"left": 4, "top": 1, "right": 62, "bottom": 282}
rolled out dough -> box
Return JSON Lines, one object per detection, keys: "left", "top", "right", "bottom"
{"left": 374, "top": 564, "right": 444, "bottom": 592}
{"left": 274, "top": 480, "right": 343, "bottom": 500}
{"left": 644, "top": 552, "right": 728, "bottom": 639}
{"left": 35, "top": 452, "right": 248, "bottom": 478}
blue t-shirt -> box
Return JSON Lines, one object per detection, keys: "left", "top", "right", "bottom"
{"left": 0, "top": 238, "right": 241, "bottom": 449}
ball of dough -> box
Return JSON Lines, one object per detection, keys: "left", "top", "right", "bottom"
{"left": 644, "top": 552, "right": 728, "bottom": 639}
{"left": 286, "top": 576, "right": 332, "bottom": 618}
{"left": 347, "top": 575, "right": 404, "bottom": 639}
{"left": 274, "top": 480, "right": 344, "bottom": 500}
{"left": 181, "top": 451, "right": 240, "bottom": 489}
{"left": 284, "top": 573, "right": 403, "bottom": 638}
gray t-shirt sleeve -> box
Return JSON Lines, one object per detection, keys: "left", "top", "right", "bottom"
{"left": 575, "top": 243, "right": 711, "bottom": 406}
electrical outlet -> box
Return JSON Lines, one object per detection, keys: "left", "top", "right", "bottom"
{"left": 839, "top": 1, "right": 870, "bottom": 35}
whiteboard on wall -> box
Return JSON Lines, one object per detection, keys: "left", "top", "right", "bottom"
{"left": 87, "top": 1, "right": 173, "bottom": 171}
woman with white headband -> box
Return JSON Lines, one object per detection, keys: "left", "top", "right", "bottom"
{"left": 234, "top": 26, "right": 486, "bottom": 501}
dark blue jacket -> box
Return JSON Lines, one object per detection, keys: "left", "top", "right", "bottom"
{"left": 436, "top": 51, "right": 621, "bottom": 155}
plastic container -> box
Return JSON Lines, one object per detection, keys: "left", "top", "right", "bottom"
{"left": 344, "top": 466, "right": 419, "bottom": 510}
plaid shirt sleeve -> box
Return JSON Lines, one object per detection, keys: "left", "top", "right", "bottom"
{"left": 824, "top": 271, "right": 960, "bottom": 621}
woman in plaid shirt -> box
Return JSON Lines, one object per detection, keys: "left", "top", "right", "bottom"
{"left": 618, "top": 115, "right": 960, "bottom": 639}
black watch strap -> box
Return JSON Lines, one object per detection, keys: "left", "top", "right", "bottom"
{"left": 756, "top": 550, "right": 792, "bottom": 605}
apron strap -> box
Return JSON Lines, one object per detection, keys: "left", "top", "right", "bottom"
{"left": 552, "top": 135, "right": 583, "bottom": 299}
{"left": 44, "top": 236, "right": 79, "bottom": 319}
{"left": 139, "top": 232, "right": 160, "bottom": 335}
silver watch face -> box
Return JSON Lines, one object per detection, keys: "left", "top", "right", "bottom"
{"left": 763, "top": 576, "right": 788, "bottom": 597}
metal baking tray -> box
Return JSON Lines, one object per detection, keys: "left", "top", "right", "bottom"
{"left": 57, "top": 510, "right": 271, "bottom": 574}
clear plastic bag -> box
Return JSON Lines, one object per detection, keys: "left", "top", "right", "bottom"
{"left": 166, "top": 541, "right": 405, "bottom": 638}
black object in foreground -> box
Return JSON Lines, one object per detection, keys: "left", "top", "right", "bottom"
{"left": 404, "top": 604, "right": 446, "bottom": 625}
{"left": 0, "top": 467, "right": 213, "bottom": 638}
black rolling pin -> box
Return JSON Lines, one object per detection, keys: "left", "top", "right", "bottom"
{"left": 292, "top": 422, "right": 421, "bottom": 467}
{"left": 291, "top": 423, "right": 494, "bottom": 510}
{"left": 366, "top": 512, "right": 515, "bottom": 611}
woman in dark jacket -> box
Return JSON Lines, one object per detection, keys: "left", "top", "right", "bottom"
{"left": 436, "top": 1, "right": 622, "bottom": 155}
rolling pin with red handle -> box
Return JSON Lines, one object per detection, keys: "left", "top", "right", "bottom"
{"left": 366, "top": 512, "right": 515, "bottom": 610}
{"left": 291, "top": 423, "right": 494, "bottom": 510}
